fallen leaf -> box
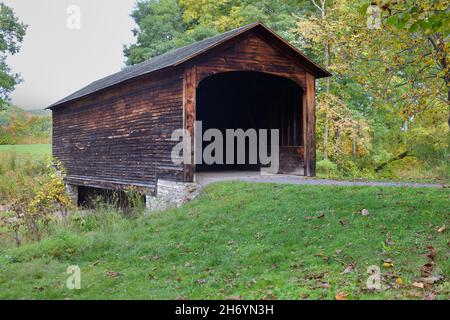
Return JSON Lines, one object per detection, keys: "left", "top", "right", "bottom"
{"left": 106, "top": 270, "right": 120, "bottom": 278}
{"left": 335, "top": 292, "right": 348, "bottom": 300}
{"left": 437, "top": 225, "right": 446, "bottom": 233}
{"left": 299, "top": 293, "right": 310, "bottom": 299}
{"left": 246, "top": 278, "right": 257, "bottom": 288}
{"left": 342, "top": 261, "right": 357, "bottom": 274}
{"left": 427, "top": 246, "right": 436, "bottom": 261}
{"left": 420, "top": 262, "right": 435, "bottom": 277}
{"left": 406, "top": 290, "right": 422, "bottom": 298}
{"left": 396, "top": 277, "right": 404, "bottom": 287}
{"left": 420, "top": 275, "right": 443, "bottom": 284}
{"left": 339, "top": 220, "right": 346, "bottom": 226}
{"left": 226, "top": 296, "right": 242, "bottom": 300}
{"left": 383, "top": 259, "right": 394, "bottom": 268}
{"left": 384, "top": 235, "right": 395, "bottom": 246}
{"left": 424, "top": 291, "right": 437, "bottom": 300}
{"left": 361, "top": 209, "right": 370, "bottom": 216}
{"left": 317, "top": 281, "right": 331, "bottom": 289}
{"left": 412, "top": 282, "right": 424, "bottom": 289}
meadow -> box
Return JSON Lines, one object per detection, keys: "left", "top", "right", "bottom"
{"left": 0, "top": 144, "right": 51, "bottom": 156}
{"left": 0, "top": 144, "right": 51, "bottom": 204}
{"left": 0, "top": 144, "right": 448, "bottom": 300}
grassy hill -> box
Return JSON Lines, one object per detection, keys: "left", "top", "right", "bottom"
{"left": 0, "top": 182, "right": 448, "bottom": 300}
{"left": 0, "top": 104, "right": 51, "bottom": 145}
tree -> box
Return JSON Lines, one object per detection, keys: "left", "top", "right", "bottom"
{"left": 293, "top": 0, "right": 448, "bottom": 169}
{"left": 124, "top": 0, "right": 309, "bottom": 65}
{"left": 124, "top": 0, "right": 188, "bottom": 65}
{"left": 293, "top": 0, "right": 372, "bottom": 162}
{"left": 0, "top": 3, "right": 27, "bottom": 110}
{"left": 379, "top": 0, "right": 449, "bottom": 129}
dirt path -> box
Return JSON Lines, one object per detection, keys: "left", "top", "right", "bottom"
{"left": 195, "top": 171, "right": 447, "bottom": 189}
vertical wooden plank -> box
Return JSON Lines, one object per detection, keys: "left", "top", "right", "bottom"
{"left": 305, "top": 73, "right": 316, "bottom": 177}
{"left": 183, "top": 65, "right": 197, "bottom": 182}
{"left": 302, "top": 88, "right": 307, "bottom": 175}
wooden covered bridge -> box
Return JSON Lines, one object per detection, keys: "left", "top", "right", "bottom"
{"left": 48, "top": 22, "right": 330, "bottom": 202}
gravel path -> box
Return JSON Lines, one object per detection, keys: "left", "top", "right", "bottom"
{"left": 195, "top": 172, "right": 447, "bottom": 189}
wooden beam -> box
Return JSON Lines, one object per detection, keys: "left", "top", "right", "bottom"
{"left": 183, "top": 66, "right": 197, "bottom": 182}
{"left": 305, "top": 73, "right": 316, "bottom": 177}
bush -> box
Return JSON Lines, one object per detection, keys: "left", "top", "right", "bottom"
{"left": 316, "top": 159, "right": 339, "bottom": 178}
{"left": 0, "top": 158, "right": 74, "bottom": 246}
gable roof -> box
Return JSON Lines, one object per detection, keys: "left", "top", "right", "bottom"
{"left": 48, "top": 22, "right": 331, "bottom": 109}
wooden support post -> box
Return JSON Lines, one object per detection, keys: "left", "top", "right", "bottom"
{"left": 183, "top": 66, "right": 197, "bottom": 182}
{"left": 305, "top": 73, "right": 316, "bottom": 177}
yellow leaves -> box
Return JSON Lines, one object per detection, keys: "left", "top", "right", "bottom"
{"left": 335, "top": 292, "right": 349, "bottom": 300}
{"left": 396, "top": 277, "right": 404, "bottom": 287}
{"left": 383, "top": 259, "right": 394, "bottom": 268}
{"left": 2, "top": 157, "right": 73, "bottom": 245}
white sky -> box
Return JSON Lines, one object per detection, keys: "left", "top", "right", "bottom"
{"left": 4, "top": 0, "right": 137, "bottom": 110}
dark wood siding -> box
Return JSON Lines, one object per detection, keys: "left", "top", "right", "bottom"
{"left": 193, "top": 30, "right": 307, "bottom": 87}
{"left": 52, "top": 69, "right": 184, "bottom": 191}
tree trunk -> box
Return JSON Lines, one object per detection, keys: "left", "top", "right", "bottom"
{"left": 375, "top": 151, "right": 409, "bottom": 172}
{"left": 322, "top": 37, "right": 331, "bottom": 160}
{"left": 447, "top": 87, "right": 450, "bottom": 131}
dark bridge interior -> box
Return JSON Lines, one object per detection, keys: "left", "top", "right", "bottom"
{"left": 196, "top": 71, "right": 303, "bottom": 172}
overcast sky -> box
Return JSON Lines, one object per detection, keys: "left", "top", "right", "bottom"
{"left": 4, "top": 0, "right": 137, "bottom": 110}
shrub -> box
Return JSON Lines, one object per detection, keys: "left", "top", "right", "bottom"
{"left": 316, "top": 159, "right": 339, "bottom": 178}
{"left": 0, "top": 158, "right": 74, "bottom": 246}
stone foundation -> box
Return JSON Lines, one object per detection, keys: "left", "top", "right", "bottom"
{"left": 146, "top": 179, "right": 201, "bottom": 212}
{"left": 66, "top": 184, "right": 79, "bottom": 205}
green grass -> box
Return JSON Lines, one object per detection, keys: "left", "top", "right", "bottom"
{"left": 0, "top": 145, "right": 52, "bottom": 203}
{"left": 0, "top": 182, "right": 448, "bottom": 300}
{"left": 0, "top": 144, "right": 51, "bottom": 156}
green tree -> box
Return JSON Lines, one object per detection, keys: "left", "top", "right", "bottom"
{"left": 0, "top": 3, "right": 27, "bottom": 110}
{"left": 124, "top": 0, "right": 188, "bottom": 65}
{"left": 124, "top": 0, "right": 309, "bottom": 65}
{"left": 379, "top": 0, "right": 449, "bottom": 129}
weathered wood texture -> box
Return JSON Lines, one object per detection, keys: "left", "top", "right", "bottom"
{"left": 183, "top": 67, "right": 197, "bottom": 182}
{"left": 192, "top": 31, "right": 307, "bottom": 87}
{"left": 305, "top": 73, "right": 316, "bottom": 176}
{"left": 53, "top": 69, "right": 185, "bottom": 191}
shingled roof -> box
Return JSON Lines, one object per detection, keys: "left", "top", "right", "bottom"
{"left": 48, "top": 22, "right": 330, "bottom": 109}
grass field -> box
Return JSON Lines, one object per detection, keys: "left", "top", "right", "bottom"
{"left": 0, "top": 144, "right": 51, "bottom": 156}
{"left": 0, "top": 144, "right": 52, "bottom": 204}
{"left": 0, "top": 182, "right": 448, "bottom": 300}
